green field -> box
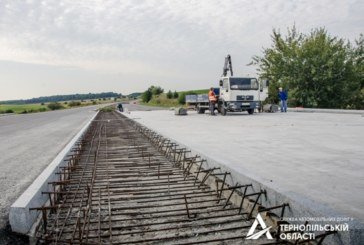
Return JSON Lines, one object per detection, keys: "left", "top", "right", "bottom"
{"left": 0, "top": 104, "right": 48, "bottom": 114}
{"left": 0, "top": 98, "right": 120, "bottom": 114}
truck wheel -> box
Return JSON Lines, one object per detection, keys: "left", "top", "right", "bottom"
{"left": 247, "top": 109, "right": 254, "bottom": 115}
{"left": 221, "top": 106, "right": 227, "bottom": 116}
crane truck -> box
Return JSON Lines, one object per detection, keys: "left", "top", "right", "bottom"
{"left": 186, "top": 55, "right": 269, "bottom": 115}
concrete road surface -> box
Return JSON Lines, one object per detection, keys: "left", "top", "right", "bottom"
{"left": 0, "top": 102, "right": 162, "bottom": 232}
{"left": 122, "top": 108, "right": 364, "bottom": 223}
{"left": 122, "top": 101, "right": 165, "bottom": 111}
{"left": 0, "top": 106, "right": 102, "bottom": 228}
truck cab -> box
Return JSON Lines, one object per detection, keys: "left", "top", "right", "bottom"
{"left": 218, "top": 77, "right": 268, "bottom": 115}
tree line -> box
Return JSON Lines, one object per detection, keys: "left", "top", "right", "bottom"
{"left": 252, "top": 26, "right": 363, "bottom": 109}
{"left": 1, "top": 92, "right": 121, "bottom": 104}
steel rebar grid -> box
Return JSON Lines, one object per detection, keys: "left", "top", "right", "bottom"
{"left": 32, "top": 111, "right": 335, "bottom": 245}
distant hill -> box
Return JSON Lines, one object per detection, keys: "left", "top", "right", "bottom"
{"left": 1, "top": 92, "right": 121, "bottom": 104}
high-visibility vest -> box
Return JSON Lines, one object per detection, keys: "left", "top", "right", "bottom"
{"left": 208, "top": 91, "right": 216, "bottom": 102}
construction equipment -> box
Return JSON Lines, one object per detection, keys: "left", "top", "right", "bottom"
{"left": 186, "top": 55, "right": 269, "bottom": 115}
{"left": 263, "top": 104, "right": 279, "bottom": 113}
{"left": 175, "top": 107, "right": 187, "bottom": 115}
{"left": 222, "top": 54, "right": 233, "bottom": 77}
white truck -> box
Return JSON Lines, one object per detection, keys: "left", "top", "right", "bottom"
{"left": 186, "top": 55, "right": 269, "bottom": 115}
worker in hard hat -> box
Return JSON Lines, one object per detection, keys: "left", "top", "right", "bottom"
{"left": 208, "top": 87, "right": 217, "bottom": 115}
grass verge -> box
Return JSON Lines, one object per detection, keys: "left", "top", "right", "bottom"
{"left": 0, "top": 99, "right": 120, "bottom": 114}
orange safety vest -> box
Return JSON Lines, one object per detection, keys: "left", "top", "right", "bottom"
{"left": 208, "top": 90, "right": 216, "bottom": 102}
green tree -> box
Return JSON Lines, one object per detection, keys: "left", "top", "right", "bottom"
{"left": 177, "top": 92, "right": 186, "bottom": 104}
{"left": 178, "top": 91, "right": 198, "bottom": 104}
{"left": 166, "top": 90, "right": 173, "bottom": 99}
{"left": 141, "top": 85, "right": 164, "bottom": 103}
{"left": 141, "top": 89, "right": 153, "bottom": 103}
{"left": 252, "top": 26, "right": 363, "bottom": 109}
{"left": 150, "top": 86, "right": 164, "bottom": 95}
{"left": 173, "top": 91, "right": 179, "bottom": 98}
{"left": 348, "top": 34, "right": 364, "bottom": 109}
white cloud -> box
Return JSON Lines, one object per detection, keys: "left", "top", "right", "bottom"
{"left": 0, "top": 0, "right": 363, "bottom": 98}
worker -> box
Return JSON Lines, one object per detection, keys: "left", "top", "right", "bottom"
{"left": 117, "top": 103, "right": 123, "bottom": 112}
{"left": 278, "top": 87, "right": 288, "bottom": 112}
{"left": 208, "top": 87, "right": 217, "bottom": 115}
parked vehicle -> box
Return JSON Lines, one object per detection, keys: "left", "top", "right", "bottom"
{"left": 186, "top": 55, "right": 269, "bottom": 115}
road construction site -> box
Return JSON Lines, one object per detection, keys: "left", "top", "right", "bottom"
{"left": 122, "top": 109, "right": 364, "bottom": 222}
{"left": 120, "top": 107, "right": 364, "bottom": 244}
{"left": 4, "top": 106, "right": 364, "bottom": 244}
{"left": 27, "top": 111, "right": 284, "bottom": 244}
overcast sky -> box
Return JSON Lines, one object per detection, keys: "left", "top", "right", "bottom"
{"left": 0, "top": 0, "right": 363, "bottom": 100}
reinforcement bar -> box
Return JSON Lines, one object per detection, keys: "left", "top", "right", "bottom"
{"left": 30, "top": 111, "right": 335, "bottom": 244}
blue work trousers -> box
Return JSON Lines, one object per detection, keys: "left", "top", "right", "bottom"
{"left": 209, "top": 102, "right": 216, "bottom": 115}
{"left": 281, "top": 100, "right": 287, "bottom": 112}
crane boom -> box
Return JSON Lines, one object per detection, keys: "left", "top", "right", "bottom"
{"left": 222, "top": 54, "right": 233, "bottom": 77}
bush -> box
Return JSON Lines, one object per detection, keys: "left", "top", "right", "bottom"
{"left": 166, "top": 90, "right": 173, "bottom": 99}
{"left": 41, "top": 102, "right": 45, "bottom": 105}
{"left": 47, "top": 102, "right": 64, "bottom": 110}
{"left": 20, "top": 110, "right": 28, "bottom": 114}
{"left": 178, "top": 93, "right": 186, "bottom": 104}
{"left": 179, "top": 91, "right": 197, "bottom": 104}
{"left": 173, "top": 91, "right": 179, "bottom": 99}
{"left": 100, "top": 106, "right": 114, "bottom": 112}
{"left": 142, "top": 90, "right": 153, "bottom": 103}
{"left": 151, "top": 86, "right": 164, "bottom": 95}
{"left": 5, "top": 109, "right": 14, "bottom": 113}
{"left": 92, "top": 101, "right": 97, "bottom": 105}
{"left": 39, "top": 108, "right": 47, "bottom": 112}
{"left": 68, "top": 101, "right": 81, "bottom": 107}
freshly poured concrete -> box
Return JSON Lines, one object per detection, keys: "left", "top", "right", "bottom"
{"left": 123, "top": 108, "right": 364, "bottom": 223}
